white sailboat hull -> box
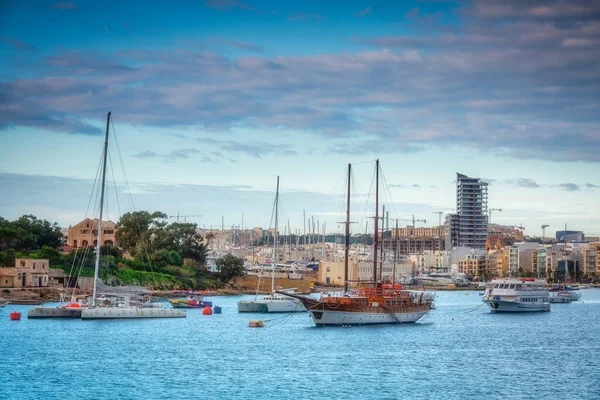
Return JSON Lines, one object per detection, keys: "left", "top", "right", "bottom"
{"left": 81, "top": 307, "right": 186, "bottom": 319}
{"left": 28, "top": 306, "right": 83, "bottom": 319}
{"left": 237, "top": 298, "right": 306, "bottom": 313}
{"left": 307, "top": 309, "right": 429, "bottom": 326}
{"left": 266, "top": 299, "right": 305, "bottom": 313}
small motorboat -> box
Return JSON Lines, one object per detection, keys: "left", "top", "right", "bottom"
{"left": 549, "top": 291, "right": 572, "bottom": 304}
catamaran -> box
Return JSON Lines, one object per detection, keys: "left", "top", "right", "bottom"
{"left": 280, "top": 161, "right": 434, "bottom": 325}
{"left": 237, "top": 177, "right": 305, "bottom": 313}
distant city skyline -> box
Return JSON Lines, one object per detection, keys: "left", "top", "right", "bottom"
{"left": 1, "top": 0, "right": 599, "bottom": 235}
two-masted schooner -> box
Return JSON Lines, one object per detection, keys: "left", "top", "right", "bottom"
{"left": 280, "top": 161, "right": 434, "bottom": 325}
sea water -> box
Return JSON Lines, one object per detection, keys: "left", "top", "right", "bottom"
{"left": 1, "top": 290, "right": 599, "bottom": 400}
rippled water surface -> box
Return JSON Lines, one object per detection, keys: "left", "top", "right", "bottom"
{"left": 1, "top": 289, "right": 599, "bottom": 400}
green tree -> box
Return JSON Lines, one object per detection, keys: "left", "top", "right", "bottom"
{"left": 115, "top": 211, "right": 167, "bottom": 256}
{"left": 0, "top": 215, "right": 62, "bottom": 252}
{"left": 35, "top": 245, "right": 62, "bottom": 266}
{"left": 216, "top": 254, "right": 245, "bottom": 282}
{"left": 150, "top": 249, "right": 174, "bottom": 268}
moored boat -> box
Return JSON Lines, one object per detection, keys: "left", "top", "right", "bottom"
{"left": 28, "top": 302, "right": 87, "bottom": 319}
{"left": 169, "top": 290, "right": 213, "bottom": 309}
{"left": 236, "top": 177, "right": 306, "bottom": 314}
{"left": 483, "top": 277, "right": 550, "bottom": 312}
{"left": 279, "top": 161, "right": 433, "bottom": 326}
{"left": 548, "top": 291, "right": 572, "bottom": 304}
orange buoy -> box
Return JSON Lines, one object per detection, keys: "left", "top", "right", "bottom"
{"left": 202, "top": 306, "right": 212, "bottom": 315}
{"left": 10, "top": 312, "right": 21, "bottom": 321}
{"left": 248, "top": 320, "right": 265, "bottom": 328}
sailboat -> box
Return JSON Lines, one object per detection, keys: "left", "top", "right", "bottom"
{"left": 280, "top": 161, "right": 434, "bottom": 326}
{"left": 237, "top": 177, "right": 306, "bottom": 313}
{"left": 30, "top": 112, "right": 183, "bottom": 320}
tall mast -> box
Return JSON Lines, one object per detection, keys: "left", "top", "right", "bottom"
{"left": 373, "top": 159, "right": 379, "bottom": 282}
{"left": 271, "top": 176, "right": 279, "bottom": 293}
{"left": 380, "top": 204, "right": 385, "bottom": 281}
{"left": 92, "top": 111, "right": 111, "bottom": 307}
{"left": 344, "top": 163, "right": 351, "bottom": 293}
{"left": 393, "top": 218, "right": 398, "bottom": 284}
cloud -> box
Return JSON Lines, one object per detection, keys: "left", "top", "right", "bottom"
{"left": 287, "top": 12, "right": 326, "bottom": 21}
{"left": 500, "top": 179, "right": 599, "bottom": 191}
{"left": 412, "top": 184, "right": 421, "bottom": 188}
{"left": 0, "top": 37, "right": 36, "bottom": 52}
{"left": 197, "top": 138, "right": 296, "bottom": 158}
{"left": 554, "top": 183, "right": 580, "bottom": 192}
{"left": 510, "top": 178, "right": 542, "bottom": 188}
{"left": 354, "top": 6, "right": 371, "bottom": 18}
{"left": 51, "top": 1, "right": 77, "bottom": 10}
{"left": 208, "top": 38, "right": 262, "bottom": 53}
{"left": 2, "top": 1, "right": 599, "bottom": 162}
{"left": 169, "top": 148, "right": 199, "bottom": 159}
{"left": 132, "top": 151, "right": 158, "bottom": 158}
{"left": 389, "top": 184, "right": 404, "bottom": 188}
{"left": 204, "top": 0, "right": 259, "bottom": 12}
{"left": 132, "top": 148, "right": 213, "bottom": 162}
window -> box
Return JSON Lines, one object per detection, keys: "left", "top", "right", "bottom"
{"left": 33, "top": 263, "right": 36, "bottom": 270}
{"left": 20, "top": 260, "right": 25, "bottom": 267}
{"left": 104, "top": 230, "right": 114, "bottom": 234}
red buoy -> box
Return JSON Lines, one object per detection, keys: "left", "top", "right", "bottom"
{"left": 10, "top": 312, "right": 21, "bottom": 321}
{"left": 202, "top": 306, "right": 212, "bottom": 315}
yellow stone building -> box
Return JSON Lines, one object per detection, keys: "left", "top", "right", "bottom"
{"left": 0, "top": 258, "right": 50, "bottom": 288}
{"left": 67, "top": 218, "right": 118, "bottom": 248}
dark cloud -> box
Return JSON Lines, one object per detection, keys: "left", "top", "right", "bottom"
{"left": 412, "top": 184, "right": 421, "bottom": 188}
{"left": 585, "top": 183, "right": 599, "bottom": 188}
{"left": 0, "top": 37, "right": 36, "bottom": 52}
{"left": 287, "top": 12, "right": 326, "bottom": 21}
{"left": 354, "top": 6, "right": 371, "bottom": 18}
{"left": 1, "top": 0, "right": 599, "bottom": 162}
{"left": 51, "top": 1, "right": 77, "bottom": 10}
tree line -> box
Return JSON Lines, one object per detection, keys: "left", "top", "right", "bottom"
{"left": 0, "top": 212, "right": 245, "bottom": 288}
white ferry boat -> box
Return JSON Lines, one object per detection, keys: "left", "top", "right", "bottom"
{"left": 482, "top": 278, "right": 550, "bottom": 313}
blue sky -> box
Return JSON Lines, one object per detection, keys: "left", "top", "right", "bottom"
{"left": 1, "top": 0, "right": 599, "bottom": 237}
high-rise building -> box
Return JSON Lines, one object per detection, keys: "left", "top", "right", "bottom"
{"left": 445, "top": 173, "right": 488, "bottom": 250}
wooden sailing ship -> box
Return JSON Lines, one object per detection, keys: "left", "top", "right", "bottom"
{"left": 280, "top": 160, "right": 433, "bottom": 326}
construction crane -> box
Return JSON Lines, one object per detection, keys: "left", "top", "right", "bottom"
{"left": 541, "top": 224, "right": 550, "bottom": 239}
{"left": 512, "top": 224, "right": 526, "bottom": 241}
{"left": 432, "top": 211, "right": 445, "bottom": 251}
{"left": 488, "top": 208, "right": 502, "bottom": 225}
{"left": 399, "top": 214, "right": 427, "bottom": 255}
{"left": 432, "top": 211, "right": 444, "bottom": 228}
{"left": 168, "top": 213, "right": 203, "bottom": 223}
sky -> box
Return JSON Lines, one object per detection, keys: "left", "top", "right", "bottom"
{"left": 1, "top": 0, "right": 599, "bottom": 237}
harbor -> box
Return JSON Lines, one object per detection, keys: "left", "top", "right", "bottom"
{"left": 1, "top": 288, "right": 599, "bottom": 399}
